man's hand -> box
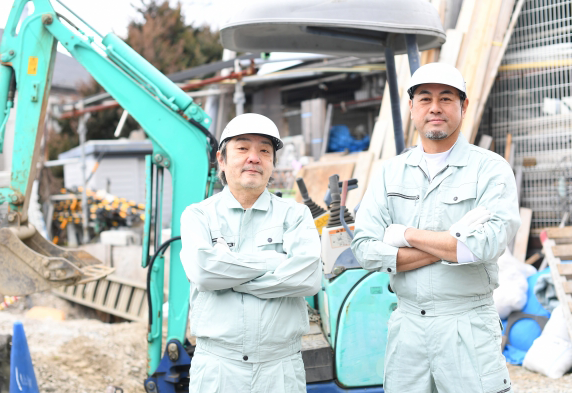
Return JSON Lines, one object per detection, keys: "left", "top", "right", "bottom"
{"left": 452, "top": 206, "right": 491, "bottom": 232}
{"left": 214, "top": 237, "right": 231, "bottom": 252}
{"left": 383, "top": 224, "right": 412, "bottom": 248}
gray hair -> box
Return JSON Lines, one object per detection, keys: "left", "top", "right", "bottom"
{"left": 217, "top": 139, "right": 277, "bottom": 186}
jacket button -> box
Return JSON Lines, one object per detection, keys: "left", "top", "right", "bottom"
{"left": 421, "top": 310, "right": 426, "bottom": 315}
{"left": 268, "top": 238, "right": 272, "bottom": 243}
{"left": 456, "top": 233, "right": 461, "bottom": 237}
{"left": 387, "top": 268, "right": 392, "bottom": 272}
{"left": 243, "top": 355, "right": 248, "bottom": 361}
{"left": 504, "top": 379, "right": 507, "bottom": 384}
{"left": 453, "top": 196, "right": 458, "bottom": 201}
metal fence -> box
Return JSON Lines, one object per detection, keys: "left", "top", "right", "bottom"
{"left": 478, "top": 0, "right": 572, "bottom": 228}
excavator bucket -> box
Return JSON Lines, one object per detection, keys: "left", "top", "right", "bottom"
{"left": 0, "top": 225, "right": 114, "bottom": 296}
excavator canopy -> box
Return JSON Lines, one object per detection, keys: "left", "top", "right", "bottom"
{"left": 220, "top": 0, "right": 446, "bottom": 58}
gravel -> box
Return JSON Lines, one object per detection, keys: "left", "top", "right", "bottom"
{"left": 2, "top": 292, "right": 571, "bottom": 392}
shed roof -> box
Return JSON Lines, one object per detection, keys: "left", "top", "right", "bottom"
{"left": 58, "top": 139, "right": 152, "bottom": 159}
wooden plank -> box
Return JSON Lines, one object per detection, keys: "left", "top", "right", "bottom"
{"left": 104, "top": 281, "right": 121, "bottom": 309}
{"left": 478, "top": 135, "right": 493, "bottom": 150}
{"left": 541, "top": 236, "right": 572, "bottom": 340}
{"left": 504, "top": 133, "right": 512, "bottom": 161}
{"left": 320, "top": 103, "right": 334, "bottom": 157}
{"left": 84, "top": 281, "right": 97, "bottom": 302}
{"left": 563, "top": 281, "right": 572, "bottom": 294}
{"left": 473, "top": 0, "right": 527, "bottom": 137}
{"left": 525, "top": 253, "right": 541, "bottom": 265}
{"left": 439, "top": 29, "right": 464, "bottom": 66}
{"left": 294, "top": 161, "right": 356, "bottom": 209}
{"left": 460, "top": 0, "right": 504, "bottom": 143}
{"left": 55, "top": 289, "right": 145, "bottom": 323}
{"left": 129, "top": 288, "right": 146, "bottom": 317}
{"left": 319, "top": 152, "right": 356, "bottom": 162}
{"left": 513, "top": 207, "right": 532, "bottom": 262}
{"left": 116, "top": 285, "right": 132, "bottom": 313}
{"left": 346, "top": 151, "right": 374, "bottom": 214}
{"left": 546, "top": 226, "right": 572, "bottom": 239}
{"left": 93, "top": 279, "right": 109, "bottom": 307}
{"left": 557, "top": 263, "right": 572, "bottom": 276}
{"left": 553, "top": 245, "right": 572, "bottom": 261}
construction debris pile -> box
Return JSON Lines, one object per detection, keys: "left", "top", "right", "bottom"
{"left": 50, "top": 187, "right": 145, "bottom": 245}
{"left": 0, "top": 293, "right": 147, "bottom": 393}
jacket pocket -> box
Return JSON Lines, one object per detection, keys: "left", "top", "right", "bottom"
{"left": 480, "top": 366, "right": 511, "bottom": 393}
{"left": 255, "top": 226, "right": 284, "bottom": 252}
{"left": 438, "top": 182, "right": 477, "bottom": 228}
{"left": 386, "top": 185, "right": 421, "bottom": 226}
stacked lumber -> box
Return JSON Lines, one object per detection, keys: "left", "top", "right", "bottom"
{"left": 540, "top": 228, "right": 572, "bottom": 340}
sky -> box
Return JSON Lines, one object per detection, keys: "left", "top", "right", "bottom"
{"left": 0, "top": 0, "right": 234, "bottom": 40}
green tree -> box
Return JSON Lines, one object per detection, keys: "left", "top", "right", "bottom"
{"left": 127, "top": 0, "right": 224, "bottom": 73}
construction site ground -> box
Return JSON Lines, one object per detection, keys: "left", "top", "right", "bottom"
{"left": 1, "top": 293, "right": 570, "bottom": 393}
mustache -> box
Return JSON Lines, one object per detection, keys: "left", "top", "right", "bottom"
{"left": 425, "top": 116, "right": 447, "bottom": 122}
{"left": 242, "top": 165, "right": 263, "bottom": 174}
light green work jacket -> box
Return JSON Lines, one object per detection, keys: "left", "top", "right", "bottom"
{"left": 180, "top": 187, "right": 321, "bottom": 363}
{"left": 351, "top": 134, "right": 521, "bottom": 316}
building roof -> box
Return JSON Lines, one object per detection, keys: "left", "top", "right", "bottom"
{"left": 58, "top": 139, "right": 153, "bottom": 159}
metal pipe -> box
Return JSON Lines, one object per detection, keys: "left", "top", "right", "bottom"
{"left": 405, "top": 34, "right": 421, "bottom": 75}
{"left": 78, "top": 114, "right": 90, "bottom": 244}
{"left": 384, "top": 41, "right": 405, "bottom": 154}
{"left": 59, "top": 68, "right": 256, "bottom": 120}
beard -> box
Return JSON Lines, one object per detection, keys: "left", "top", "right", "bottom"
{"left": 425, "top": 130, "right": 449, "bottom": 140}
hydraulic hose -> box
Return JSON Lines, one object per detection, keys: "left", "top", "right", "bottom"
{"left": 146, "top": 236, "right": 181, "bottom": 326}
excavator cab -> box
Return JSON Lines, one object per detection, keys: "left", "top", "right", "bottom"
{"left": 0, "top": 0, "right": 114, "bottom": 296}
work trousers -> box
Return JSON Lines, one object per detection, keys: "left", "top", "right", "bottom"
{"left": 188, "top": 346, "right": 306, "bottom": 393}
{"left": 384, "top": 304, "right": 512, "bottom": 393}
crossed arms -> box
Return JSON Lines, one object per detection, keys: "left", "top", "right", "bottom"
{"left": 180, "top": 204, "right": 322, "bottom": 299}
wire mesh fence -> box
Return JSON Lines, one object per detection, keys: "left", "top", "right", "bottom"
{"left": 478, "top": 0, "right": 572, "bottom": 228}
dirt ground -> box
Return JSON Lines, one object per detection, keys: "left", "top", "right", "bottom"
{"left": 1, "top": 293, "right": 147, "bottom": 393}
{"left": 1, "top": 292, "right": 571, "bottom": 392}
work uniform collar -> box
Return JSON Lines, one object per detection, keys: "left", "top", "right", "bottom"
{"left": 222, "top": 186, "right": 271, "bottom": 211}
{"left": 405, "top": 132, "right": 470, "bottom": 168}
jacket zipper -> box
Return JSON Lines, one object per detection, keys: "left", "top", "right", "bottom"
{"left": 387, "top": 193, "right": 419, "bottom": 200}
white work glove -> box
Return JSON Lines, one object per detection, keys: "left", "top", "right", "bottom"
{"left": 383, "top": 224, "right": 412, "bottom": 248}
{"left": 449, "top": 206, "right": 492, "bottom": 242}
{"left": 452, "top": 206, "right": 492, "bottom": 231}
{"left": 214, "top": 237, "right": 231, "bottom": 252}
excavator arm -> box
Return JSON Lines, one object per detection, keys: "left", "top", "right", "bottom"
{"left": 1, "top": 0, "right": 217, "bottom": 388}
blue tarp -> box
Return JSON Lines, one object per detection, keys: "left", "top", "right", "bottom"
{"left": 502, "top": 268, "right": 552, "bottom": 365}
{"left": 327, "top": 125, "right": 370, "bottom": 153}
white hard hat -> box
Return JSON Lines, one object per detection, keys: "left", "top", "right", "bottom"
{"left": 219, "top": 113, "right": 283, "bottom": 151}
{"left": 407, "top": 63, "right": 466, "bottom": 98}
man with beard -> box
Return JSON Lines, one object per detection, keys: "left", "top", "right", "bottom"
{"left": 180, "top": 113, "right": 321, "bottom": 393}
{"left": 351, "top": 63, "right": 520, "bottom": 393}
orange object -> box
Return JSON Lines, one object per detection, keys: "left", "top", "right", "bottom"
{"left": 25, "top": 306, "right": 65, "bottom": 321}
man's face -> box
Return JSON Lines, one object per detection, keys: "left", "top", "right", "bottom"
{"left": 409, "top": 83, "right": 468, "bottom": 141}
{"left": 217, "top": 134, "right": 274, "bottom": 191}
